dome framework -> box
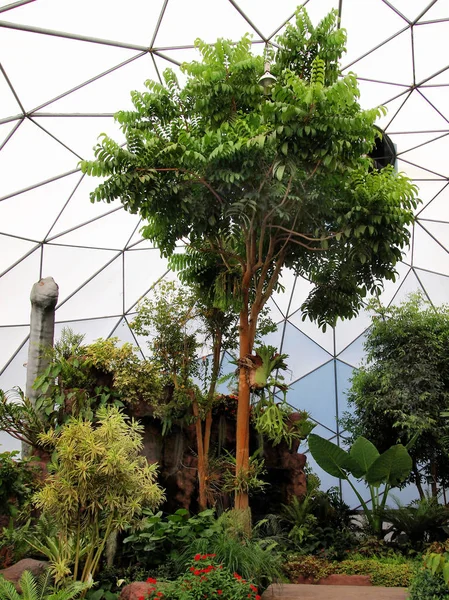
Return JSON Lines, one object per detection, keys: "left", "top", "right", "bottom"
{"left": 1, "top": 0, "right": 448, "bottom": 504}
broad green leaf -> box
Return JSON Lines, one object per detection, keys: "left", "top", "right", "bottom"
{"left": 350, "top": 436, "right": 379, "bottom": 476}
{"left": 308, "top": 433, "right": 358, "bottom": 479}
{"left": 365, "top": 444, "right": 412, "bottom": 487}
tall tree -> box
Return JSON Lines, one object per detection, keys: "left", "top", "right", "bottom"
{"left": 81, "top": 8, "right": 418, "bottom": 511}
{"left": 341, "top": 293, "right": 449, "bottom": 499}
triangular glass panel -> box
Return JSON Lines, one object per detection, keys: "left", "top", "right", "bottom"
{"left": 385, "top": 0, "right": 434, "bottom": 22}
{"left": 0, "top": 343, "right": 29, "bottom": 402}
{"left": 342, "top": 29, "right": 413, "bottom": 86}
{"left": 0, "top": 325, "right": 28, "bottom": 373}
{"left": 258, "top": 321, "right": 285, "bottom": 355}
{"left": 216, "top": 351, "right": 238, "bottom": 395}
{"left": 0, "top": 249, "right": 41, "bottom": 326}
{"left": 0, "top": 69, "right": 22, "bottom": 120}
{"left": 357, "top": 79, "right": 409, "bottom": 112}
{"left": 396, "top": 134, "right": 449, "bottom": 179}
{"left": 0, "top": 119, "right": 21, "bottom": 150}
{"left": 341, "top": 0, "right": 407, "bottom": 68}
{"left": 50, "top": 208, "right": 140, "bottom": 250}
{"left": 387, "top": 89, "right": 449, "bottom": 136}
{"left": 305, "top": 452, "right": 341, "bottom": 495}
{"left": 413, "top": 223, "right": 449, "bottom": 275}
{"left": 414, "top": 22, "right": 449, "bottom": 83}
{"left": 287, "top": 361, "right": 337, "bottom": 430}
{"left": 418, "top": 0, "right": 449, "bottom": 22}
{"left": 287, "top": 276, "right": 314, "bottom": 316}
{"left": 288, "top": 308, "right": 335, "bottom": 356}
{"left": 376, "top": 92, "right": 412, "bottom": 131}
{"left": 45, "top": 53, "right": 158, "bottom": 114}
{"left": 281, "top": 322, "right": 333, "bottom": 383}
{"left": 334, "top": 304, "right": 372, "bottom": 355}
{"left": 336, "top": 359, "right": 357, "bottom": 419}
{"left": 54, "top": 317, "right": 122, "bottom": 345}
{"left": 264, "top": 297, "right": 285, "bottom": 325}
{"left": 46, "top": 175, "right": 124, "bottom": 239}
{"left": 124, "top": 248, "right": 170, "bottom": 312}
{"left": 420, "top": 221, "right": 449, "bottom": 252}
{"left": 0, "top": 171, "right": 80, "bottom": 241}
{"left": 412, "top": 178, "right": 448, "bottom": 214}
{"left": 32, "top": 115, "right": 124, "bottom": 162}
{"left": 388, "top": 268, "right": 425, "bottom": 305}
{"left": 0, "top": 27, "right": 140, "bottom": 112}
{"left": 393, "top": 131, "right": 448, "bottom": 156}
{"left": 338, "top": 332, "right": 369, "bottom": 369}
{"left": 154, "top": 0, "right": 255, "bottom": 48}
{"left": 6, "top": 0, "right": 165, "bottom": 47}
{"left": 269, "top": 268, "right": 297, "bottom": 316}
{"left": 56, "top": 256, "right": 123, "bottom": 321}
{"left": 0, "top": 235, "right": 38, "bottom": 275}
{"left": 415, "top": 269, "right": 449, "bottom": 306}
{"left": 396, "top": 156, "right": 444, "bottom": 181}
{"left": 419, "top": 87, "right": 449, "bottom": 125}
{"left": 418, "top": 182, "right": 449, "bottom": 220}
{"left": 0, "top": 119, "right": 78, "bottom": 200}
{"left": 376, "top": 261, "right": 411, "bottom": 305}
{"left": 109, "top": 317, "right": 142, "bottom": 351}
{"left": 229, "top": 0, "right": 300, "bottom": 40}
{"left": 42, "top": 244, "right": 120, "bottom": 304}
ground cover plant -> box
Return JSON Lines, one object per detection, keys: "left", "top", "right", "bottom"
{"left": 282, "top": 554, "right": 415, "bottom": 587}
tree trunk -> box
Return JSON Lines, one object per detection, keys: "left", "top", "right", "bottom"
{"left": 192, "top": 398, "right": 207, "bottom": 511}
{"left": 412, "top": 460, "right": 425, "bottom": 500}
{"left": 235, "top": 310, "right": 251, "bottom": 510}
{"left": 430, "top": 460, "right": 438, "bottom": 498}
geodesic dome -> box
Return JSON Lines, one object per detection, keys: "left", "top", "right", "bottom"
{"left": 1, "top": 0, "right": 448, "bottom": 504}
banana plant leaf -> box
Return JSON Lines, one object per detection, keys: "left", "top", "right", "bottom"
{"left": 350, "top": 436, "right": 379, "bottom": 476}
{"left": 308, "top": 433, "right": 361, "bottom": 479}
{"left": 365, "top": 444, "right": 412, "bottom": 487}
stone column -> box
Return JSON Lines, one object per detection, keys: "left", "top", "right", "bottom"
{"left": 23, "top": 277, "right": 59, "bottom": 455}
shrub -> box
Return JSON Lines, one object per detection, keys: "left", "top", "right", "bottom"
{"left": 282, "top": 554, "right": 414, "bottom": 586}
{"left": 408, "top": 568, "right": 449, "bottom": 599}
{"left": 34, "top": 407, "right": 164, "bottom": 584}
{"left": 145, "top": 555, "right": 263, "bottom": 600}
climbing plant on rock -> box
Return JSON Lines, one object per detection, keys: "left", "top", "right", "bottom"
{"left": 81, "top": 7, "right": 419, "bottom": 511}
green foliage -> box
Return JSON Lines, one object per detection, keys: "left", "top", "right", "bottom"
{"left": 0, "top": 451, "right": 37, "bottom": 518}
{"left": 308, "top": 434, "right": 412, "bottom": 535}
{"left": 179, "top": 528, "right": 282, "bottom": 590}
{"left": 340, "top": 293, "right": 449, "bottom": 495}
{"left": 0, "top": 388, "right": 50, "bottom": 449}
{"left": 81, "top": 7, "right": 418, "bottom": 333}
{"left": 219, "top": 450, "right": 268, "bottom": 495}
{"left": 383, "top": 496, "right": 449, "bottom": 549}
{"left": 0, "top": 570, "right": 90, "bottom": 600}
{"left": 34, "top": 407, "right": 164, "bottom": 583}
{"left": 408, "top": 567, "right": 449, "bottom": 600}
{"left": 147, "top": 555, "right": 263, "bottom": 600}
{"left": 282, "top": 554, "right": 413, "bottom": 586}
{"left": 123, "top": 508, "right": 220, "bottom": 574}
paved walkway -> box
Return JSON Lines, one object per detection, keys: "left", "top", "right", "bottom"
{"left": 261, "top": 584, "right": 408, "bottom": 599}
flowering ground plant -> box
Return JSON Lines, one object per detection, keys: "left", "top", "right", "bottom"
{"left": 143, "top": 555, "right": 262, "bottom": 600}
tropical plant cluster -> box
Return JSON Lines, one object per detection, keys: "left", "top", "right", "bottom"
{"left": 3, "top": 5, "right": 449, "bottom": 600}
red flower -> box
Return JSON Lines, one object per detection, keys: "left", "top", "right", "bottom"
{"left": 194, "top": 570, "right": 202, "bottom": 576}
{"left": 250, "top": 585, "right": 258, "bottom": 592}
{"left": 217, "top": 591, "right": 222, "bottom": 596}
{"left": 234, "top": 573, "right": 242, "bottom": 580}
{"left": 146, "top": 578, "right": 157, "bottom": 584}
{"left": 255, "top": 596, "right": 261, "bottom": 600}
{"left": 194, "top": 554, "right": 202, "bottom": 561}
{"left": 138, "top": 596, "right": 145, "bottom": 600}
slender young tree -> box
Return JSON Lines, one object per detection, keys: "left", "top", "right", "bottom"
{"left": 81, "top": 8, "right": 418, "bottom": 511}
